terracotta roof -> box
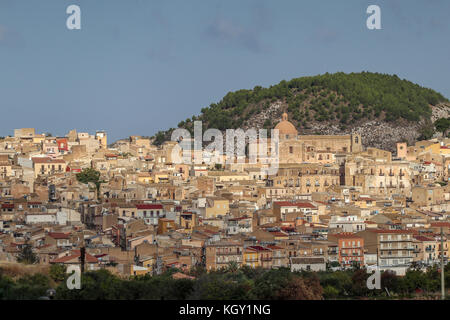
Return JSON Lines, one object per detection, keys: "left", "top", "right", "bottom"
{"left": 136, "top": 204, "right": 163, "bottom": 210}
{"left": 266, "top": 245, "right": 283, "bottom": 250}
{"left": 430, "top": 222, "right": 450, "bottom": 228}
{"left": 51, "top": 250, "right": 98, "bottom": 264}
{"left": 247, "top": 245, "right": 270, "bottom": 252}
{"left": 329, "top": 232, "right": 362, "bottom": 239}
{"left": 47, "top": 232, "right": 70, "bottom": 239}
{"left": 413, "top": 235, "right": 435, "bottom": 242}
{"left": 32, "top": 157, "right": 65, "bottom": 164}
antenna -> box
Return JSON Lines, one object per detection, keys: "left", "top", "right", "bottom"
{"left": 80, "top": 246, "right": 85, "bottom": 273}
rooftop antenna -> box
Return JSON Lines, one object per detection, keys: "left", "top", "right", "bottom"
{"left": 80, "top": 246, "right": 86, "bottom": 273}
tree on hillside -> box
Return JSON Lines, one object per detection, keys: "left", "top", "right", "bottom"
{"left": 17, "top": 242, "right": 39, "bottom": 265}
{"left": 434, "top": 117, "right": 450, "bottom": 137}
{"left": 276, "top": 275, "right": 323, "bottom": 300}
{"left": 49, "top": 264, "right": 67, "bottom": 282}
{"left": 418, "top": 122, "right": 435, "bottom": 141}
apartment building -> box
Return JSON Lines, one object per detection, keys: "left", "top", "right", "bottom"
{"left": 357, "top": 229, "right": 414, "bottom": 274}
{"left": 204, "top": 241, "right": 243, "bottom": 271}
{"left": 328, "top": 233, "right": 364, "bottom": 267}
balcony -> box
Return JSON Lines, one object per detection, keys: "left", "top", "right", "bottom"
{"left": 261, "top": 257, "right": 273, "bottom": 261}
{"left": 379, "top": 239, "right": 411, "bottom": 243}
{"left": 217, "top": 251, "right": 242, "bottom": 256}
{"left": 217, "top": 259, "right": 242, "bottom": 264}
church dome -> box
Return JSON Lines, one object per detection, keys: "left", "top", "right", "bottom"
{"left": 274, "top": 113, "right": 298, "bottom": 137}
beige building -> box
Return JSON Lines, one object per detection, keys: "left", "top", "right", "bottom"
{"left": 32, "top": 157, "right": 67, "bottom": 178}
{"left": 205, "top": 241, "right": 243, "bottom": 271}
{"left": 412, "top": 185, "right": 445, "bottom": 207}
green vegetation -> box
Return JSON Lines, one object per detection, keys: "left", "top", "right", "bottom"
{"left": 17, "top": 242, "right": 39, "bottom": 265}
{"left": 49, "top": 264, "right": 67, "bottom": 282}
{"left": 76, "top": 168, "right": 102, "bottom": 198}
{"left": 435, "top": 117, "right": 450, "bottom": 137}
{"left": 1, "top": 263, "right": 449, "bottom": 300}
{"left": 153, "top": 72, "right": 448, "bottom": 145}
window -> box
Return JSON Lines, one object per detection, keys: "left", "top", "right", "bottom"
{"left": 289, "top": 146, "right": 293, "bottom": 154}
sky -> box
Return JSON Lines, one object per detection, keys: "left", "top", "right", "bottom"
{"left": 0, "top": 0, "right": 449, "bottom": 142}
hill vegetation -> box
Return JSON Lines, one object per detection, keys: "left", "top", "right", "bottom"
{"left": 152, "top": 72, "right": 449, "bottom": 149}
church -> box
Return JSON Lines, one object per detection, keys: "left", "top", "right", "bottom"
{"left": 271, "top": 112, "right": 362, "bottom": 164}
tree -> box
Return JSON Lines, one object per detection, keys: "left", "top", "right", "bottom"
{"left": 276, "top": 276, "right": 323, "bottom": 300}
{"left": 8, "top": 274, "right": 50, "bottom": 300}
{"left": 76, "top": 168, "right": 102, "bottom": 199}
{"left": 49, "top": 264, "right": 67, "bottom": 282}
{"left": 434, "top": 117, "right": 450, "bottom": 137}
{"left": 418, "top": 123, "right": 435, "bottom": 141}
{"left": 17, "top": 242, "right": 39, "bottom": 265}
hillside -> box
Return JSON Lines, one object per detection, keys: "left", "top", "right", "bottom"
{"left": 153, "top": 72, "right": 450, "bottom": 151}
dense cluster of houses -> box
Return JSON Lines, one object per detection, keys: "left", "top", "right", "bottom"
{"left": 0, "top": 116, "right": 449, "bottom": 277}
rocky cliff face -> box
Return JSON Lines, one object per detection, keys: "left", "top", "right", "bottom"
{"left": 241, "top": 101, "right": 450, "bottom": 152}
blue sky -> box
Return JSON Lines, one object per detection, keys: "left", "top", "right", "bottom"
{"left": 0, "top": 0, "right": 449, "bottom": 142}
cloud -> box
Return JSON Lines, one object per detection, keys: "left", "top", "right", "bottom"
{"left": 206, "top": 18, "right": 264, "bottom": 53}
{"left": 205, "top": 1, "right": 272, "bottom": 53}
{"left": 0, "top": 25, "right": 23, "bottom": 48}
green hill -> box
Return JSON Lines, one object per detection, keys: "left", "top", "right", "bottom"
{"left": 153, "top": 72, "right": 449, "bottom": 148}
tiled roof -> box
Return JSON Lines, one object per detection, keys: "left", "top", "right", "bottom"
{"left": 51, "top": 250, "right": 98, "bottom": 264}
{"left": 47, "top": 232, "right": 70, "bottom": 239}
{"left": 32, "top": 157, "right": 65, "bottom": 164}
{"left": 136, "top": 204, "right": 163, "bottom": 210}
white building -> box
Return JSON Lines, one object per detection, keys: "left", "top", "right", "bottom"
{"left": 329, "top": 215, "right": 365, "bottom": 232}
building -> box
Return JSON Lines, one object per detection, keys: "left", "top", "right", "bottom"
{"left": 329, "top": 215, "right": 365, "bottom": 233}
{"left": 357, "top": 229, "right": 414, "bottom": 274}
{"left": 32, "top": 157, "right": 67, "bottom": 178}
{"left": 328, "top": 233, "right": 365, "bottom": 267}
{"left": 204, "top": 241, "right": 243, "bottom": 271}
{"left": 290, "top": 257, "right": 326, "bottom": 272}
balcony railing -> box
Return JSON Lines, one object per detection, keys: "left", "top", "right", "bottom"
{"left": 217, "top": 252, "right": 242, "bottom": 256}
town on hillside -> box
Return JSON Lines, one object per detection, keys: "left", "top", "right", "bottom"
{"left": 0, "top": 117, "right": 449, "bottom": 279}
